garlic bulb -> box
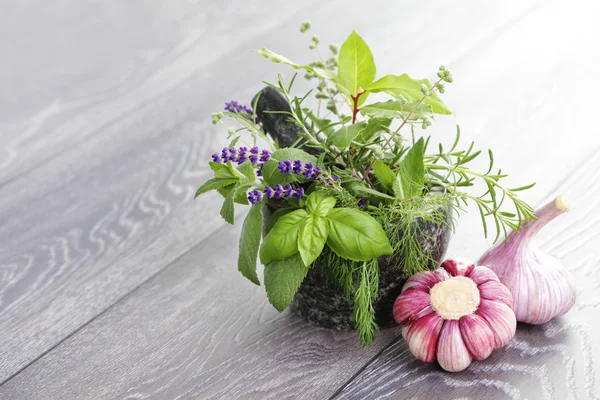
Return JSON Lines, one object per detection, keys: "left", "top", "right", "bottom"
{"left": 478, "top": 195, "right": 576, "bottom": 324}
{"left": 393, "top": 258, "right": 516, "bottom": 372}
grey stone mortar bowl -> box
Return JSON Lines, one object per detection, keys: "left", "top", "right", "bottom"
{"left": 262, "top": 203, "right": 453, "bottom": 331}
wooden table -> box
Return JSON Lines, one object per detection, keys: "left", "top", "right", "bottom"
{"left": 1, "top": 0, "right": 599, "bottom": 398}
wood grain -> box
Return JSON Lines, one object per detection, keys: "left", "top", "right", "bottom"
{"left": 1, "top": 0, "right": 600, "bottom": 398}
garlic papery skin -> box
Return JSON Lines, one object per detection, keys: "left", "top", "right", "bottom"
{"left": 393, "top": 258, "right": 516, "bottom": 372}
{"left": 477, "top": 195, "right": 576, "bottom": 325}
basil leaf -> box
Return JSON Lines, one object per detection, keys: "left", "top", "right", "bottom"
{"left": 259, "top": 209, "right": 308, "bottom": 264}
{"left": 238, "top": 203, "right": 263, "bottom": 285}
{"left": 396, "top": 137, "right": 425, "bottom": 199}
{"left": 306, "top": 192, "right": 337, "bottom": 217}
{"left": 326, "top": 208, "right": 393, "bottom": 261}
{"left": 264, "top": 253, "right": 308, "bottom": 312}
{"left": 337, "top": 31, "right": 376, "bottom": 98}
{"left": 327, "top": 122, "right": 367, "bottom": 149}
{"left": 265, "top": 207, "right": 298, "bottom": 234}
{"left": 372, "top": 160, "right": 395, "bottom": 193}
{"left": 298, "top": 215, "right": 329, "bottom": 267}
{"left": 195, "top": 177, "right": 239, "bottom": 199}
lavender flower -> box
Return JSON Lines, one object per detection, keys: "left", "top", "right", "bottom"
{"left": 224, "top": 101, "right": 256, "bottom": 122}
{"left": 253, "top": 189, "right": 263, "bottom": 203}
{"left": 256, "top": 163, "right": 263, "bottom": 177}
{"left": 248, "top": 191, "right": 257, "bottom": 204}
{"left": 212, "top": 153, "right": 222, "bottom": 163}
{"left": 264, "top": 186, "right": 274, "bottom": 199}
{"left": 358, "top": 199, "right": 367, "bottom": 208}
{"left": 249, "top": 154, "right": 259, "bottom": 164}
{"left": 311, "top": 167, "right": 322, "bottom": 180}
{"left": 293, "top": 187, "right": 305, "bottom": 200}
{"left": 278, "top": 160, "right": 293, "bottom": 174}
{"left": 250, "top": 146, "right": 259, "bottom": 155}
{"left": 283, "top": 184, "right": 293, "bottom": 198}
{"left": 221, "top": 147, "right": 229, "bottom": 162}
{"left": 303, "top": 162, "right": 314, "bottom": 178}
{"left": 260, "top": 150, "right": 271, "bottom": 162}
{"left": 293, "top": 160, "right": 303, "bottom": 174}
{"left": 238, "top": 147, "right": 248, "bottom": 164}
{"left": 333, "top": 176, "right": 340, "bottom": 182}
{"left": 274, "top": 184, "right": 283, "bottom": 200}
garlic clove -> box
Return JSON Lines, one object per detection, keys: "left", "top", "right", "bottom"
{"left": 401, "top": 268, "right": 451, "bottom": 293}
{"left": 478, "top": 195, "right": 576, "bottom": 325}
{"left": 468, "top": 265, "right": 500, "bottom": 286}
{"left": 478, "top": 280, "right": 514, "bottom": 308}
{"left": 440, "top": 258, "right": 475, "bottom": 276}
{"left": 437, "top": 320, "right": 473, "bottom": 372}
{"left": 477, "top": 299, "right": 517, "bottom": 350}
{"left": 459, "top": 314, "right": 495, "bottom": 360}
{"left": 406, "top": 312, "right": 444, "bottom": 363}
{"left": 393, "top": 289, "right": 433, "bottom": 324}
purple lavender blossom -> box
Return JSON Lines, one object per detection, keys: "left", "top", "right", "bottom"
{"left": 253, "top": 190, "right": 263, "bottom": 203}
{"left": 237, "top": 147, "right": 248, "bottom": 164}
{"left": 358, "top": 199, "right": 367, "bottom": 208}
{"left": 303, "top": 162, "right": 314, "bottom": 178}
{"left": 283, "top": 184, "right": 293, "bottom": 198}
{"left": 248, "top": 191, "right": 257, "bottom": 204}
{"left": 256, "top": 163, "right": 263, "bottom": 177}
{"left": 224, "top": 101, "right": 256, "bottom": 122}
{"left": 333, "top": 176, "right": 340, "bottom": 182}
{"left": 260, "top": 150, "right": 271, "bottom": 162}
{"left": 273, "top": 184, "right": 283, "bottom": 200}
{"left": 311, "top": 167, "right": 322, "bottom": 180}
{"left": 293, "top": 187, "right": 305, "bottom": 200}
{"left": 249, "top": 154, "right": 259, "bottom": 164}
{"left": 250, "top": 146, "right": 259, "bottom": 155}
{"left": 212, "top": 153, "right": 222, "bottom": 163}
{"left": 221, "top": 147, "right": 229, "bottom": 162}
{"left": 293, "top": 160, "right": 303, "bottom": 174}
{"left": 278, "top": 160, "right": 293, "bottom": 174}
{"left": 264, "top": 186, "right": 274, "bottom": 199}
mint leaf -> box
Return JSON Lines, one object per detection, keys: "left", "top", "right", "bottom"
{"left": 238, "top": 203, "right": 263, "bottom": 285}
{"left": 220, "top": 183, "right": 252, "bottom": 224}
{"left": 372, "top": 161, "right": 395, "bottom": 193}
{"left": 217, "top": 184, "right": 250, "bottom": 205}
{"left": 327, "top": 208, "right": 393, "bottom": 261}
{"left": 261, "top": 148, "right": 317, "bottom": 187}
{"left": 327, "top": 122, "right": 367, "bottom": 149}
{"left": 210, "top": 161, "right": 246, "bottom": 180}
{"left": 237, "top": 161, "right": 256, "bottom": 181}
{"left": 260, "top": 209, "right": 308, "bottom": 264}
{"left": 337, "top": 31, "right": 376, "bottom": 98}
{"left": 264, "top": 253, "right": 308, "bottom": 312}
{"left": 298, "top": 215, "right": 329, "bottom": 267}
{"left": 306, "top": 192, "right": 337, "bottom": 217}
{"left": 256, "top": 48, "right": 335, "bottom": 80}
{"left": 396, "top": 137, "right": 425, "bottom": 199}
{"left": 195, "top": 177, "right": 239, "bottom": 199}
{"left": 366, "top": 74, "right": 451, "bottom": 115}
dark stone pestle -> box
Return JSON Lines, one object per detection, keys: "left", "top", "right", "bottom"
{"left": 252, "top": 87, "right": 321, "bottom": 155}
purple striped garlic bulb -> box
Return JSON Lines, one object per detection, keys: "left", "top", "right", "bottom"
{"left": 478, "top": 195, "right": 576, "bottom": 324}
{"left": 393, "top": 258, "right": 516, "bottom": 372}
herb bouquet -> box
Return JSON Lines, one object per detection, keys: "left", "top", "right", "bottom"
{"left": 196, "top": 25, "right": 535, "bottom": 346}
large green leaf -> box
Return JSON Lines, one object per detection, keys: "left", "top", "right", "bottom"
{"left": 360, "top": 100, "right": 433, "bottom": 120}
{"left": 217, "top": 183, "right": 250, "bottom": 205}
{"left": 261, "top": 148, "right": 317, "bottom": 187}
{"left": 326, "top": 208, "right": 393, "bottom": 261}
{"left": 238, "top": 203, "right": 263, "bottom": 285}
{"left": 195, "top": 177, "right": 239, "bottom": 199}
{"left": 327, "top": 122, "right": 367, "bottom": 148}
{"left": 298, "top": 215, "right": 329, "bottom": 267}
{"left": 396, "top": 137, "right": 426, "bottom": 199}
{"left": 260, "top": 209, "right": 308, "bottom": 264}
{"left": 306, "top": 192, "right": 337, "bottom": 217}
{"left": 264, "top": 253, "right": 309, "bottom": 312}
{"left": 366, "top": 74, "right": 451, "bottom": 115}
{"left": 337, "top": 31, "right": 376, "bottom": 98}
{"left": 256, "top": 48, "right": 335, "bottom": 80}
{"left": 372, "top": 160, "right": 395, "bottom": 193}
{"left": 265, "top": 207, "right": 298, "bottom": 234}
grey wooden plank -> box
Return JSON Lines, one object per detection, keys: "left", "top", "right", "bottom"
{"left": 0, "top": 223, "right": 400, "bottom": 400}
{"left": 2, "top": 0, "right": 599, "bottom": 398}
{"left": 0, "top": 0, "right": 322, "bottom": 383}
